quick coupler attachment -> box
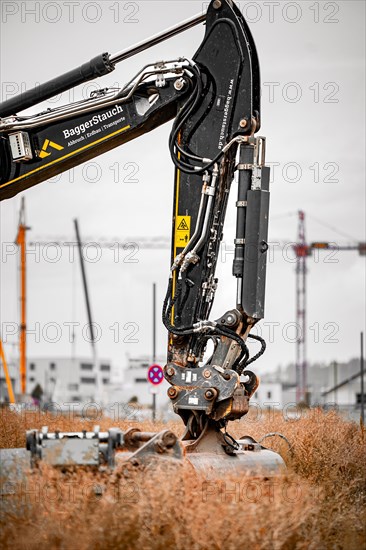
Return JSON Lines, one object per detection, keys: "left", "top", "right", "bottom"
{"left": 25, "top": 427, "right": 183, "bottom": 468}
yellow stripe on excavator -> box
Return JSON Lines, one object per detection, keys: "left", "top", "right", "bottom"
{"left": 0, "top": 124, "right": 131, "bottom": 190}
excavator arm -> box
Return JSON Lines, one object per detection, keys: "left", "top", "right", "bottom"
{"left": 0, "top": 66, "right": 191, "bottom": 199}
{"left": 0, "top": 0, "right": 273, "bottom": 458}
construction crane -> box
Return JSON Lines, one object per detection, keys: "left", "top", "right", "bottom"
{"left": 293, "top": 210, "right": 365, "bottom": 403}
{"left": 73, "top": 218, "right": 104, "bottom": 400}
{"left": 15, "top": 198, "right": 30, "bottom": 396}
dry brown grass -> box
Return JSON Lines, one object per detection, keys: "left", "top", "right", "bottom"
{"left": 1, "top": 407, "right": 365, "bottom": 550}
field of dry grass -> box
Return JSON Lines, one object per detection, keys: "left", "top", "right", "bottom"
{"left": 1, "top": 406, "right": 365, "bottom": 549}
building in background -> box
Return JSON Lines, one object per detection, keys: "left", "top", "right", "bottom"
{"left": 252, "top": 382, "right": 283, "bottom": 410}
{"left": 0, "top": 357, "right": 19, "bottom": 402}
{"left": 29, "top": 357, "right": 112, "bottom": 403}
{"left": 0, "top": 355, "right": 171, "bottom": 414}
{"left": 321, "top": 370, "right": 366, "bottom": 421}
{"left": 0, "top": 357, "right": 112, "bottom": 404}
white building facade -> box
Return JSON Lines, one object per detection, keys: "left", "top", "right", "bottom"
{"left": 0, "top": 356, "right": 113, "bottom": 404}
{"left": 251, "top": 382, "right": 283, "bottom": 410}
{"left": 321, "top": 371, "right": 366, "bottom": 420}
{"left": 0, "top": 357, "right": 19, "bottom": 401}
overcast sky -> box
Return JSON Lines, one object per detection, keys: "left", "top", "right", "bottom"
{"left": 0, "top": 0, "right": 365, "bottom": 382}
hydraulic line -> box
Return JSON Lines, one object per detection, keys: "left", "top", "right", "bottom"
{"left": 180, "top": 165, "right": 219, "bottom": 272}
{"left": 171, "top": 172, "right": 210, "bottom": 272}
{"left": 0, "top": 13, "right": 205, "bottom": 117}
{"left": 245, "top": 333, "right": 266, "bottom": 366}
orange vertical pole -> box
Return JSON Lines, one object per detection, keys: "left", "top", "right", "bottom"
{"left": 0, "top": 339, "right": 15, "bottom": 404}
{"left": 16, "top": 198, "right": 28, "bottom": 395}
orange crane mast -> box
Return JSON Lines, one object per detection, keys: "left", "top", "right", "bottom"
{"left": 15, "top": 198, "right": 30, "bottom": 395}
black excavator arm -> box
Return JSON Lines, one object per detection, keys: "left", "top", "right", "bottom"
{"left": 0, "top": 0, "right": 270, "bottom": 445}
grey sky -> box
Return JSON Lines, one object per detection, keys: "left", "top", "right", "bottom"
{"left": 0, "top": 1, "right": 365, "bottom": 381}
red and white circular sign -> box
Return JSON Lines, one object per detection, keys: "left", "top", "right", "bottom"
{"left": 147, "top": 364, "right": 164, "bottom": 385}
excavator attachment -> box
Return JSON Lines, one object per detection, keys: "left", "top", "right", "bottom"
{"left": 25, "top": 428, "right": 184, "bottom": 467}
{"left": 0, "top": 425, "right": 284, "bottom": 496}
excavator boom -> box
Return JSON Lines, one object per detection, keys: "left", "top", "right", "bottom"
{"left": 0, "top": 0, "right": 283, "bottom": 475}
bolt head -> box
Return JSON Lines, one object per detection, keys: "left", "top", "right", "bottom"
{"left": 203, "top": 369, "right": 211, "bottom": 379}
{"left": 168, "top": 387, "right": 178, "bottom": 399}
{"left": 174, "top": 78, "right": 185, "bottom": 91}
{"left": 213, "top": 0, "right": 222, "bottom": 8}
{"left": 239, "top": 119, "right": 247, "bottom": 128}
{"left": 166, "top": 367, "right": 175, "bottom": 377}
{"left": 204, "top": 389, "right": 215, "bottom": 401}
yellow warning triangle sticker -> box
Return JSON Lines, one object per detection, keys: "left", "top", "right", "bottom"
{"left": 177, "top": 218, "right": 189, "bottom": 231}
{"left": 174, "top": 215, "right": 191, "bottom": 250}
{"left": 39, "top": 139, "right": 64, "bottom": 159}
